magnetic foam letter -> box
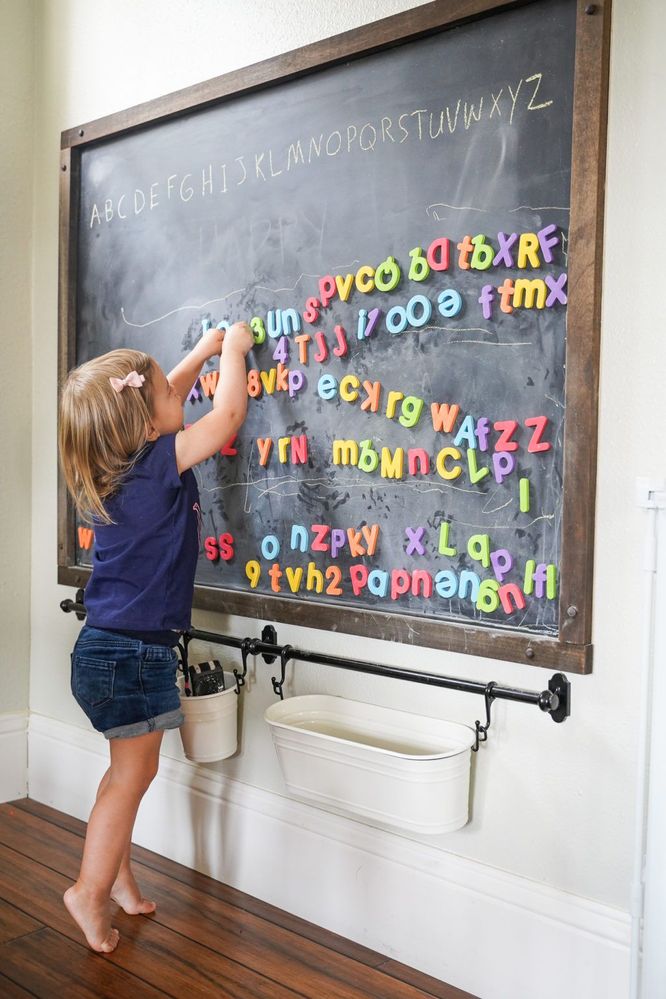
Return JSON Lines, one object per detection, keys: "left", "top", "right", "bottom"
{"left": 431, "top": 402, "right": 460, "bottom": 434}
{"left": 365, "top": 307, "right": 381, "bottom": 339}
{"left": 386, "top": 306, "right": 408, "bottom": 335}
{"left": 361, "top": 524, "right": 379, "bottom": 556}
{"left": 285, "top": 566, "right": 304, "bottom": 593}
{"left": 411, "top": 570, "right": 433, "bottom": 598}
{"left": 288, "top": 370, "right": 306, "bottom": 398}
{"left": 475, "top": 417, "right": 491, "bottom": 452}
{"left": 319, "top": 275, "right": 337, "bottom": 308}
{"left": 278, "top": 437, "right": 290, "bottom": 463}
{"left": 306, "top": 561, "right": 325, "bottom": 593}
{"left": 458, "top": 570, "right": 480, "bottom": 601}
{"left": 318, "top": 374, "right": 338, "bottom": 400}
{"left": 453, "top": 415, "right": 477, "bottom": 449}
{"left": 427, "top": 237, "right": 450, "bottom": 271}
{"left": 245, "top": 560, "right": 261, "bottom": 589}
{"left": 339, "top": 374, "right": 360, "bottom": 402}
{"left": 537, "top": 223, "right": 559, "bottom": 263}
{"left": 261, "top": 534, "right": 280, "bottom": 560}
{"left": 257, "top": 437, "right": 273, "bottom": 466}
{"left": 493, "top": 232, "right": 518, "bottom": 268}
{"left": 478, "top": 285, "right": 495, "bottom": 320}
{"left": 333, "top": 325, "right": 348, "bottom": 357}
{"left": 335, "top": 273, "right": 355, "bottom": 301}
{"left": 294, "top": 334, "right": 311, "bottom": 364}
{"left": 467, "top": 448, "right": 490, "bottom": 484}
{"left": 493, "top": 451, "right": 516, "bottom": 484}
{"left": 490, "top": 548, "right": 513, "bottom": 582}
{"left": 390, "top": 569, "right": 411, "bottom": 600}
{"left": 273, "top": 336, "right": 289, "bottom": 363}
{"left": 457, "top": 235, "right": 474, "bottom": 270}
{"left": 524, "top": 416, "right": 551, "bottom": 453}
{"left": 310, "top": 524, "right": 331, "bottom": 552}
{"left": 405, "top": 527, "right": 426, "bottom": 556}
{"left": 314, "top": 331, "right": 329, "bottom": 363}
{"left": 436, "top": 447, "right": 462, "bottom": 480}
{"left": 330, "top": 528, "right": 346, "bottom": 558}
{"left": 368, "top": 569, "right": 389, "bottom": 597}
{"left": 468, "top": 533, "right": 491, "bottom": 568}
{"left": 438, "top": 522, "right": 457, "bottom": 556}
{"left": 268, "top": 564, "right": 283, "bottom": 593}
{"left": 494, "top": 420, "right": 519, "bottom": 452}
{"left": 267, "top": 310, "right": 283, "bottom": 339}
{"left": 290, "top": 525, "right": 309, "bottom": 552}
{"left": 546, "top": 564, "right": 557, "bottom": 600}
{"left": 350, "top": 564, "right": 369, "bottom": 595}
{"left": 435, "top": 570, "right": 457, "bottom": 599}
{"left": 437, "top": 289, "right": 463, "bottom": 318}
{"left": 476, "top": 578, "right": 500, "bottom": 613}
{"left": 405, "top": 295, "right": 433, "bottom": 328}
{"left": 517, "top": 232, "right": 541, "bottom": 269}
{"left": 498, "top": 583, "right": 526, "bottom": 614}
{"left": 357, "top": 309, "right": 368, "bottom": 341}
{"left": 355, "top": 265, "right": 375, "bottom": 293}
{"left": 470, "top": 235, "right": 494, "bottom": 270}
{"left": 545, "top": 272, "right": 568, "bottom": 307}
{"left": 520, "top": 477, "right": 531, "bottom": 512}
{"left": 290, "top": 434, "right": 308, "bottom": 464}
{"left": 524, "top": 559, "right": 536, "bottom": 595}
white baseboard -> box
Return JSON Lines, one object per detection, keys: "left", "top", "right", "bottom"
{"left": 28, "top": 712, "right": 630, "bottom": 999}
{"left": 0, "top": 713, "right": 28, "bottom": 802}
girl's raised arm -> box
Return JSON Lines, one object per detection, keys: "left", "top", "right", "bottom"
{"left": 167, "top": 328, "right": 225, "bottom": 401}
{"left": 174, "top": 322, "right": 254, "bottom": 474}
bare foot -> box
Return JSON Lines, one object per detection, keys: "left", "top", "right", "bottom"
{"left": 111, "top": 870, "right": 156, "bottom": 916}
{"left": 63, "top": 883, "right": 120, "bottom": 953}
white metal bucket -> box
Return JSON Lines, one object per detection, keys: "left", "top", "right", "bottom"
{"left": 179, "top": 673, "right": 238, "bottom": 763}
{"left": 265, "top": 694, "right": 475, "bottom": 834}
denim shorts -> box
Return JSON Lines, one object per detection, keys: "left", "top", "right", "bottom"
{"left": 71, "top": 626, "right": 184, "bottom": 739}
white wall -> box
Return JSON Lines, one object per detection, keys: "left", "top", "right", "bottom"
{"left": 26, "top": 0, "right": 666, "bottom": 993}
{"left": 0, "top": 0, "right": 34, "bottom": 724}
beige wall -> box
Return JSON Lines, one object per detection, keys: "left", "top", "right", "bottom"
{"left": 28, "top": 0, "right": 666, "bottom": 916}
{"left": 0, "top": 0, "right": 34, "bottom": 716}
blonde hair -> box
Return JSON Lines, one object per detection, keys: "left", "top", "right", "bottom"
{"left": 59, "top": 349, "right": 157, "bottom": 523}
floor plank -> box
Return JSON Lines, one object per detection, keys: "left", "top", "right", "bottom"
{"left": 0, "top": 898, "right": 43, "bottom": 946}
{"left": 0, "top": 927, "right": 169, "bottom": 998}
{"left": 0, "top": 971, "right": 37, "bottom": 997}
{"left": 2, "top": 800, "right": 478, "bottom": 999}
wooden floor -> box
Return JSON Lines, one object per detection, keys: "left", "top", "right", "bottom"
{"left": 0, "top": 799, "right": 477, "bottom": 999}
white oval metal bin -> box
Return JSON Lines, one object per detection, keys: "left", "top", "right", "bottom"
{"left": 264, "top": 694, "right": 476, "bottom": 834}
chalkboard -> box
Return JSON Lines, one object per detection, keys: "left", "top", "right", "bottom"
{"left": 58, "top": 0, "right": 611, "bottom": 673}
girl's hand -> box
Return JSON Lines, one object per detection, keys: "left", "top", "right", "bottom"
{"left": 198, "top": 327, "right": 226, "bottom": 360}
{"left": 223, "top": 322, "right": 254, "bottom": 356}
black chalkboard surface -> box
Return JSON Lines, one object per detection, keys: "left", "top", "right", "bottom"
{"left": 60, "top": 0, "right": 611, "bottom": 672}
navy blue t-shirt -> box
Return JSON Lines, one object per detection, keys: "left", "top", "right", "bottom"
{"left": 85, "top": 434, "right": 200, "bottom": 634}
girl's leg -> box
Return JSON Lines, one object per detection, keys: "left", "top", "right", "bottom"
{"left": 93, "top": 768, "right": 157, "bottom": 916}
{"left": 63, "top": 729, "right": 163, "bottom": 952}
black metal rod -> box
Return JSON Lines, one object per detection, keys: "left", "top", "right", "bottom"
{"left": 59, "top": 597, "right": 570, "bottom": 721}
{"left": 186, "top": 627, "right": 563, "bottom": 716}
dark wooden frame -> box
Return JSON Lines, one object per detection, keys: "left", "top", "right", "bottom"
{"left": 58, "top": 0, "right": 612, "bottom": 674}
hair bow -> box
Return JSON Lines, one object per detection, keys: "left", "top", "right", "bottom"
{"left": 109, "top": 370, "right": 145, "bottom": 393}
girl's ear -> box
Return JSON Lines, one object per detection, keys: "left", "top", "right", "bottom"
{"left": 145, "top": 423, "right": 159, "bottom": 442}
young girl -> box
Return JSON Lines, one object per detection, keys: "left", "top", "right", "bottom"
{"left": 58, "top": 320, "right": 254, "bottom": 953}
